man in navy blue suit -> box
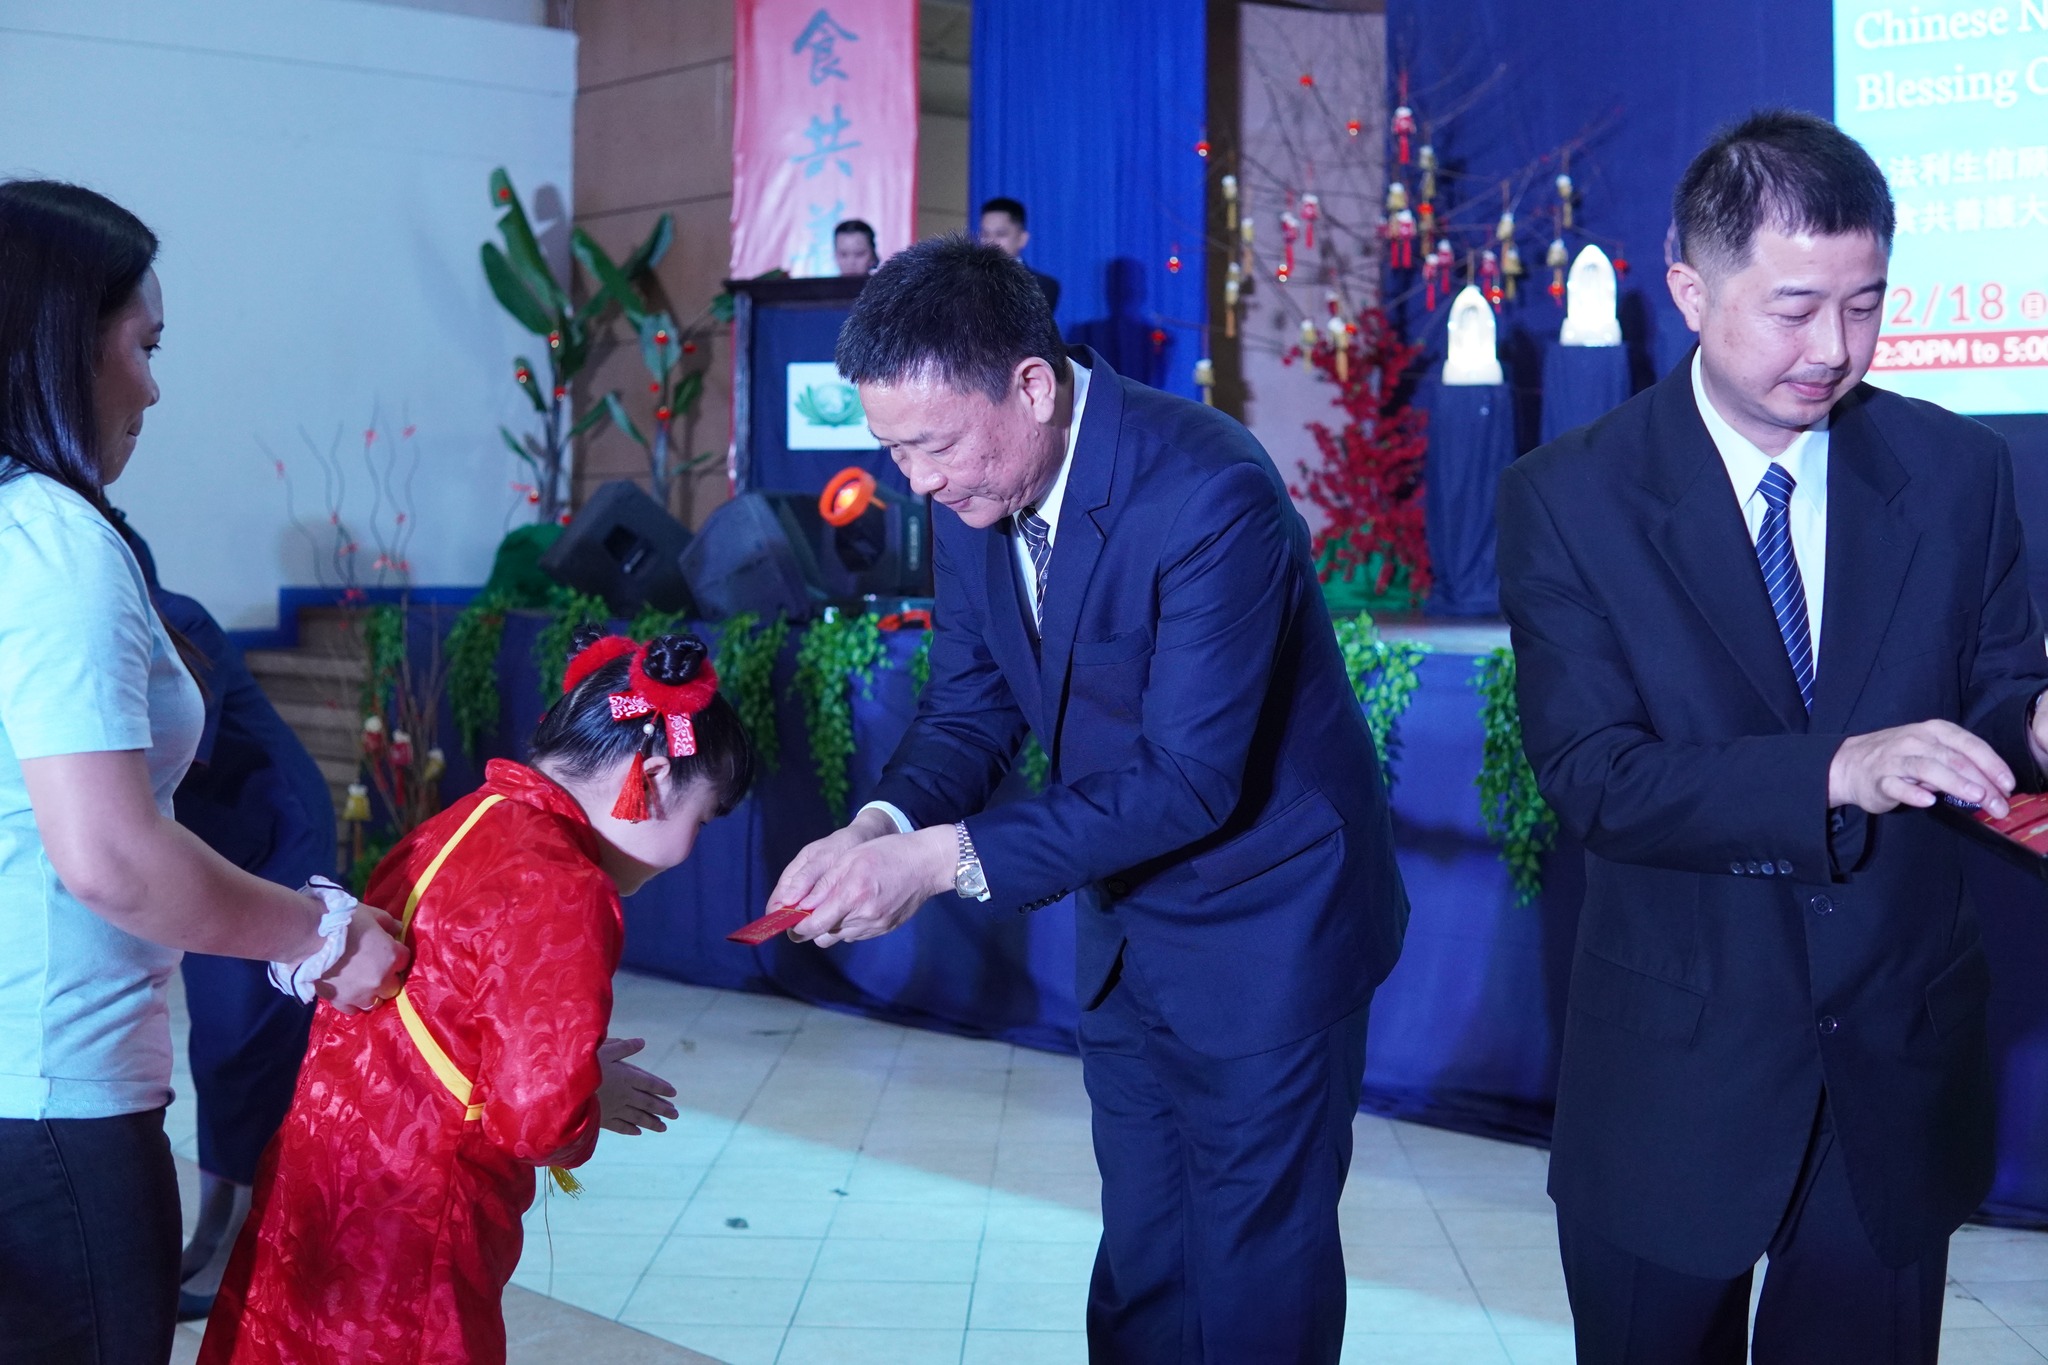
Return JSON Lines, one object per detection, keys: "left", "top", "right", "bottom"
{"left": 1499, "top": 111, "right": 2048, "bottom": 1362}
{"left": 770, "top": 235, "right": 1409, "bottom": 1362}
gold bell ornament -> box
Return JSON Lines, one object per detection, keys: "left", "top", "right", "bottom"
{"left": 342, "top": 782, "right": 372, "bottom": 823}
{"left": 1299, "top": 316, "right": 1319, "bottom": 354}
{"left": 1547, "top": 237, "right": 1570, "bottom": 304}
{"left": 1224, "top": 261, "right": 1243, "bottom": 338}
{"left": 1419, "top": 144, "right": 1438, "bottom": 203}
{"left": 1327, "top": 313, "right": 1351, "bottom": 383}
{"left": 1496, "top": 210, "right": 1522, "bottom": 301}
{"left": 1221, "top": 174, "right": 1239, "bottom": 233}
{"left": 1193, "top": 358, "right": 1215, "bottom": 405}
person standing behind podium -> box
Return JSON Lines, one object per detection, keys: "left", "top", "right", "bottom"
{"left": 765, "top": 236, "right": 1408, "bottom": 1362}
{"left": 833, "top": 218, "right": 879, "bottom": 277}
{"left": 979, "top": 196, "right": 1060, "bottom": 315}
{"left": 1497, "top": 110, "right": 2048, "bottom": 1364}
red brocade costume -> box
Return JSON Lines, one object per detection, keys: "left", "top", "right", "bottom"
{"left": 200, "top": 761, "right": 623, "bottom": 1364}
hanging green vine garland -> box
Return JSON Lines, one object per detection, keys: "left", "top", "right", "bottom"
{"left": 793, "top": 610, "right": 886, "bottom": 821}
{"left": 534, "top": 587, "right": 612, "bottom": 698}
{"left": 1472, "top": 647, "right": 1557, "bottom": 906}
{"left": 910, "top": 630, "right": 933, "bottom": 697}
{"left": 714, "top": 612, "right": 789, "bottom": 774}
{"left": 1017, "top": 733, "right": 1050, "bottom": 791}
{"left": 627, "top": 603, "right": 690, "bottom": 641}
{"left": 445, "top": 592, "right": 510, "bottom": 759}
{"left": 1331, "top": 610, "right": 1430, "bottom": 785}
{"left": 359, "top": 604, "right": 406, "bottom": 716}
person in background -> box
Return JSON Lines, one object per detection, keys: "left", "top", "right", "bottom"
{"left": 979, "top": 196, "right": 1061, "bottom": 314}
{"left": 1497, "top": 110, "right": 2048, "bottom": 1363}
{"left": 0, "top": 178, "right": 405, "bottom": 1365}
{"left": 834, "top": 218, "right": 880, "bottom": 277}
{"left": 111, "top": 514, "right": 333, "bottom": 1325}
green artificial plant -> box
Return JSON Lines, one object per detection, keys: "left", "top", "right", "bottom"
{"left": 793, "top": 609, "right": 886, "bottom": 821}
{"left": 1472, "top": 647, "right": 1557, "bottom": 905}
{"left": 1331, "top": 610, "right": 1430, "bottom": 785}
{"left": 482, "top": 168, "right": 667, "bottom": 522}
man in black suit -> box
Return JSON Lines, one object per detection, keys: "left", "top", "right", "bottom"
{"left": 979, "top": 196, "right": 1061, "bottom": 315}
{"left": 768, "top": 236, "right": 1408, "bottom": 1361}
{"left": 1498, "top": 109, "right": 2048, "bottom": 1363}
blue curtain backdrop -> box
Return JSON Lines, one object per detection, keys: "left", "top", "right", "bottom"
{"left": 969, "top": 0, "right": 1208, "bottom": 400}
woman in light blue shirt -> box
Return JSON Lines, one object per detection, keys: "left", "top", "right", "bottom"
{"left": 0, "top": 181, "right": 408, "bottom": 1365}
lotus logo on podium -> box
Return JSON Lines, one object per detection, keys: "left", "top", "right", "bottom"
{"left": 787, "top": 361, "right": 880, "bottom": 449}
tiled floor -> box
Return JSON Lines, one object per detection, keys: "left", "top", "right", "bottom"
{"left": 166, "top": 971, "right": 2048, "bottom": 1364}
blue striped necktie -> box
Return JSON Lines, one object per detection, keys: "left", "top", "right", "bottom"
{"left": 1756, "top": 463, "right": 1815, "bottom": 712}
{"left": 1017, "top": 508, "right": 1053, "bottom": 625}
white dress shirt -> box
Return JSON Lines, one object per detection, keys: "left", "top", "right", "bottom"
{"left": 1012, "top": 358, "right": 1092, "bottom": 629}
{"left": 860, "top": 359, "right": 1094, "bottom": 837}
{"left": 1692, "top": 351, "right": 1830, "bottom": 665}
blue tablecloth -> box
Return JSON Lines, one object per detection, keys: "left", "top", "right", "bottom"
{"left": 422, "top": 611, "right": 2048, "bottom": 1224}
{"left": 1424, "top": 380, "right": 1518, "bottom": 617}
{"left": 1540, "top": 341, "right": 1633, "bottom": 445}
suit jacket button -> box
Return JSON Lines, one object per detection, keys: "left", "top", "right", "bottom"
{"left": 1746, "top": 860, "right": 1762, "bottom": 875}
{"left": 1777, "top": 860, "right": 1793, "bottom": 875}
{"left": 1105, "top": 878, "right": 1129, "bottom": 896}
{"left": 1809, "top": 894, "right": 1834, "bottom": 915}
{"left": 1818, "top": 1015, "right": 1840, "bottom": 1034}
{"left": 1730, "top": 861, "right": 1745, "bottom": 875}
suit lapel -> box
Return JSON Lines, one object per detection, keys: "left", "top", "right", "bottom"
{"left": 1036, "top": 348, "right": 1123, "bottom": 755}
{"left": 1809, "top": 388, "right": 1917, "bottom": 733}
{"left": 983, "top": 527, "right": 1046, "bottom": 728}
{"left": 1642, "top": 364, "right": 1811, "bottom": 731}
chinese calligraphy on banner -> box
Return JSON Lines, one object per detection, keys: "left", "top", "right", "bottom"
{"left": 732, "top": 0, "right": 918, "bottom": 278}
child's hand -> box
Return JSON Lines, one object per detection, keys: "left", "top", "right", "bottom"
{"left": 596, "top": 1036, "right": 680, "bottom": 1136}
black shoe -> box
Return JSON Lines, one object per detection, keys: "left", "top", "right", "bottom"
{"left": 177, "top": 1290, "right": 215, "bottom": 1323}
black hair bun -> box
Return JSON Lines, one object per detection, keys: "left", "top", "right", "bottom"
{"left": 569, "top": 624, "right": 607, "bottom": 658}
{"left": 642, "top": 633, "right": 708, "bottom": 686}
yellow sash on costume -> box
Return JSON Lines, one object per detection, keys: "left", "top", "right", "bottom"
{"left": 388, "top": 793, "right": 584, "bottom": 1194}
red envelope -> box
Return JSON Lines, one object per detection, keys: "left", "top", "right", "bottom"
{"left": 727, "top": 906, "right": 812, "bottom": 945}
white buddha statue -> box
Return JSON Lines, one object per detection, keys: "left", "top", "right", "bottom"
{"left": 1443, "top": 286, "right": 1504, "bottom": 386}
{"left": 1560, "top": 244, "right": 1623, "bottom": 347}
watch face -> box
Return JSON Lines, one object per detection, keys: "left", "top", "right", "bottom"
{"left": 956, "top": 864, "right": 988, "bottom": 898}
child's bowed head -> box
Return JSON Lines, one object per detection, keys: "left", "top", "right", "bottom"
{"left": 529, "top": 627, "right": 755, "bottom": 875}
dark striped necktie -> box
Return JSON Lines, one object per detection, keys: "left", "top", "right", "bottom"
{"left": 1017, "top": 508, "right": 1053, "bottom": 624}
{"left": 1756, "top": 463, "right": 1815, "bottom": 712}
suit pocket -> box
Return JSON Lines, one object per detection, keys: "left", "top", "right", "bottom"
{"left": 1190, "top": 788, "right": 1345, "bottom": 894}
{"left": 1073, "top": 626, "right": 1153, "bottom": 666}
{"left": 1925, "top": 943, "right": 1991, "bottom": 1041}
{"left": 1568, "top": 950, "right": 1706, "bottom": 1046}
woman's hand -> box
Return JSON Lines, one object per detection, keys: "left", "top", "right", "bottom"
{"left": 594, "top": 1036, "right": 680, "bottom": 1136}
{"left": 312, "top": 904, "right": 410, "bottom": 1013}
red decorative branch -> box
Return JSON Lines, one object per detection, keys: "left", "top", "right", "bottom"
{"left": 1287, "top": 308, "right": 1433, "bottom": 601}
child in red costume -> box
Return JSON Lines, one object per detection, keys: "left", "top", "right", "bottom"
{"left": 199, "top": 630, "right": 753, "bottom": 1364}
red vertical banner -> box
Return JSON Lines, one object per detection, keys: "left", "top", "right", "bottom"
{"left": 732, "top": 0, "right": 919, "bottom": 278}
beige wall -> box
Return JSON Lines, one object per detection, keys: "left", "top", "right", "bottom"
{"left": 570, "top": 0, "right": 737, "bottom": 528}
{"left": 569, "top": 0, "right": 966, "bottom": 526}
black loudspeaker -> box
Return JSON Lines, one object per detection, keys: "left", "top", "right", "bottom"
{"left": 776, "top": 493, "right": 932, "bottom": 600}
{"left": 679, "top": 493, "right": 829, "bottom": 621}
{"left": 540, "top": 480, "right": 694, "bottom": 618}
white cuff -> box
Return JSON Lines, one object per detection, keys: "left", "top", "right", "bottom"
{"left": 267, "top": 877, "right": 357, "bottom": 1002}
{"left": 858, "top": 801, "right": 916, "bottom": 835}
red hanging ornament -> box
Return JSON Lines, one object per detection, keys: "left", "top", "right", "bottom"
{"left": 1194, "top": 139, "right": 1210, "bottom": 159}
{"left": 682, "top": 341, "right": 697, "bottom": 354}
{"left": 1299, "top": 73, "right": 1315, "bottom": 87}
{"left": 1391, "top": 105, "right": 1417, "bottom": 166}
{"left": 1346, "top": 119, "right": 1361, "bottom": 138}
{"left": 1300, "top": 193, "right": 1320, "bottom": 250}
{"left": 1166, "top": 252, "right": 1182, "bottom": 274}
{"left": 1481, "top": 250, "right": 1503, "bottom": 309}
{"left": 1279, "top": 211, "right": 1300, "bottom": 281}
{"left": 656, "top": 406, "right": 672, "bottom": 421}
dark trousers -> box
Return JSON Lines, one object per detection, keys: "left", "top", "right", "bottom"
{"left": 1559, "top": 1099, "right": 1948, "bottom": 1365}
{"left": 181, "top": 952, "right": 313, "bottom": 1184}
{"left": 1080, "top": 960, "right": 1370, "bottom": 1365}
{"left": 0, "top": 1107, "right": 181, "bottom": 1365}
